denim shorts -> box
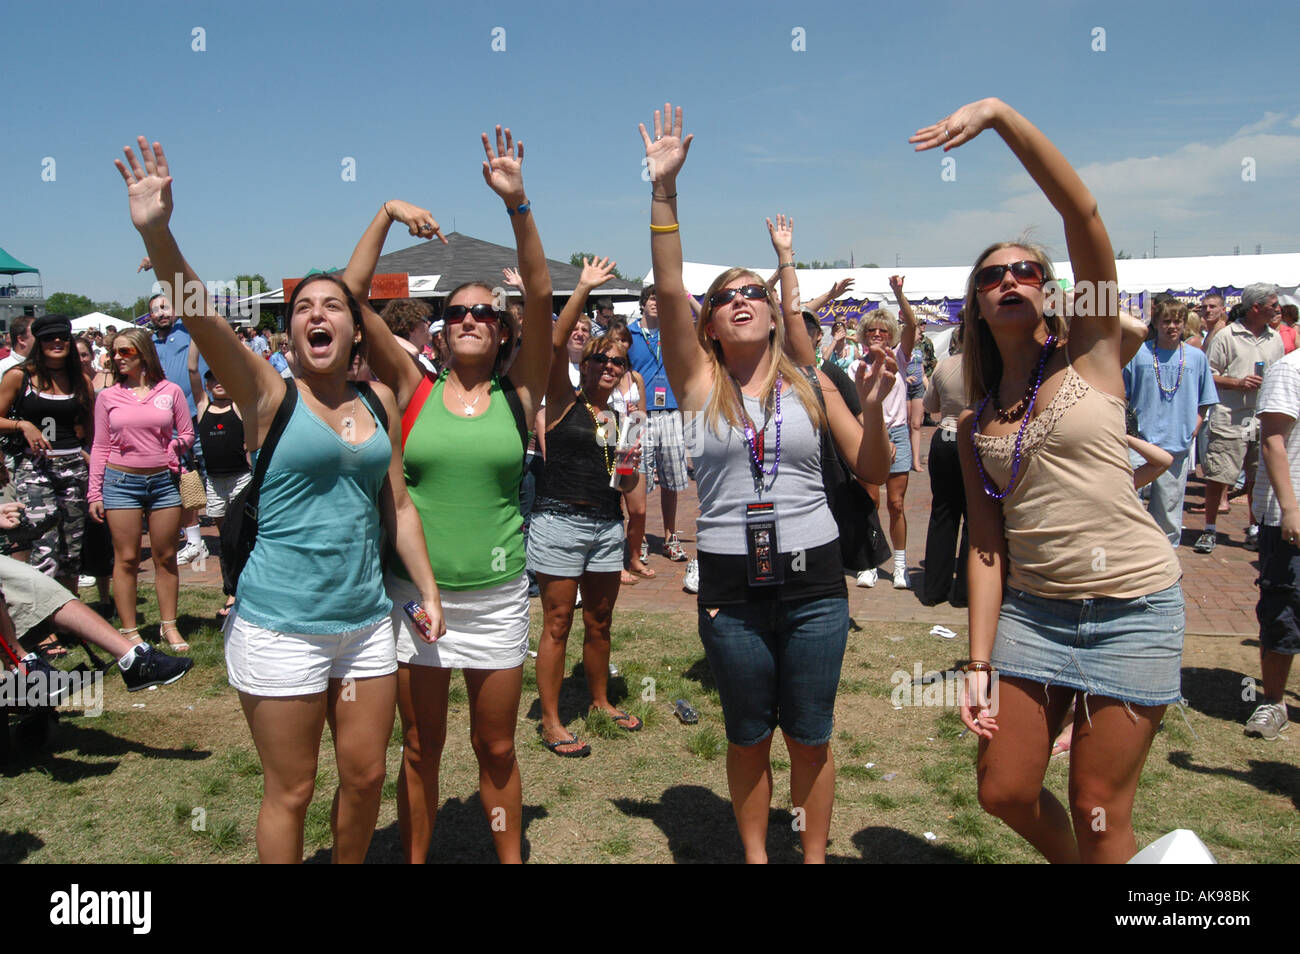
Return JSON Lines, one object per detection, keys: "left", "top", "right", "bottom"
{"left": 888, "top": 423, "right": 912, "bottom": 475}
{"left": 697, "top": 596, "right": 849, "bottom": 746}
{"left": 526, "top": 508, "right": 624, "bottom": 576}
{"left": 102, "top": 467, "right": 182, "bottom": 511}
{"left": 991, "top": 582, "right": 1184, "bottom": 707}
{"left": 1255, "top": 525, "right": 1300, "bottom": 655}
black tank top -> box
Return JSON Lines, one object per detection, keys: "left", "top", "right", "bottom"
{"left": 17, "top": 380, "right": 84, "bottom": 452}
{"left": 535, "top": 393, "right": 622, "bottom": 520}
{"left": 197, "top": 405, "right": 249, "bottom": 476}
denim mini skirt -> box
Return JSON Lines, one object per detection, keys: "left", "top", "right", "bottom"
{"left": 990, "top": 582, "right": 1184, "bottom": 707}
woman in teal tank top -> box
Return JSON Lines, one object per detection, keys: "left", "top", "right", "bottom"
{"left": 116, "top": 136, "right": 443, "bottom": 864}
{"left": 342, "top": 125, "right": 554, "bottom": 864}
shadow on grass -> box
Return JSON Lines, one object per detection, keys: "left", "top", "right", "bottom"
{"left": 303, "top": 796, "right": 548, "bottom": 864}
{"left": 1167, "top": 750, "right": 1300, "bottom": 811}
{"left": 1, "top": 715, "right": 211, "bottom": 782}
{"left": 525, "top": 661, "right": 635, "bottom": 727}
{"left": 0, "top": 830, "right": 44, "bottom": 863}
{"left": 1180, "top": 667, "right": 1266, "bottom": 722}
{"left": 848, "top": 826, "right": 968, "bottom": 863}
{"left": 681, "top": 658, "right": 715, "bottom": 693}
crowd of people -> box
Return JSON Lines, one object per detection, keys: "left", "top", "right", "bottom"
{"left": 2, "top": 98, "right": 1294, "bottom": 865}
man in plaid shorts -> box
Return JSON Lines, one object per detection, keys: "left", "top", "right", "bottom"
{"left": 627, "top": 285, "right": 691, "bottom": 563}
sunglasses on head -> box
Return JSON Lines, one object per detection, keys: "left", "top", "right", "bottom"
{"left": 974, "top": 260, "right": 1048, "bottom": 292}
{"left": 443, "top": 304, "right": 500, "bottom": 324}
{"left": 112, "top": 346, "right": 139, "bottom": 358}
{"left": 708, "top": 284, "right": 769, "bottom": 308}
{"left": 585, "top": 352, "right": 628, "bottom": 370}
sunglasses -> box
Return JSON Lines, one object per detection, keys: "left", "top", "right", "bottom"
{"left": 112, "top": 346, "right": 139, "bottom": 358}
{"left": 974, "top": 260, "right": 1048, "bottom": 292}
{"left": 586, "top": 353, "right": 629, "bottom": 370}
{"left": 708, "top": 284, "right": 769, "bottom": 308}
{"left": 443, "top": 304, "right": 500, "bottom": 324}
{"left": 39, "top": 333, "right": 71, "bottom": 343}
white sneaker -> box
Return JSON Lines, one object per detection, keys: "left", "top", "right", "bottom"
{"left": 176, "top": 541, "right": 208, "bottom": 566}
{"left": 893, "top": 566, "right": 909, "bottom": 589}
{"left": 574, "top": 587, "right": 583, "bottom": 608}
{"left": 856, "top": 568, "right": 878, "bottom": 588}
{"left": 77, "top": 574, "right": 96, "bottom": 589}
{"left": 683, "top": 558, "right": 699, "bottom": 594}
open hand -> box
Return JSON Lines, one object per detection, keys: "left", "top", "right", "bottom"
{"left": 579, "top": 256, "right": 618, "bottom": 290}
{"left": 638, "top": 102, "right": 693, "bottom": 185}
{"left": 828, "top": 277, "right": 854, "bottom": 299}
{"left": 481, "top": 125, "right": 526, "bottom": 205}
{"left": 114, "top": 136, "right": 174, "bottom": 235}
{"left": 767, "top": 214, "right": 794, "bottom": 259}
{"left": 501, "top": 266, "right": 522, "bottom": 287}
{"left": 909, "top": 98, "right": 1004, "bottom": 152}
{"left": 386, "top": 200, "right": 447, "bottom": 243}
{"left": 855, "top": 343, "right": 898, "bottom": 405}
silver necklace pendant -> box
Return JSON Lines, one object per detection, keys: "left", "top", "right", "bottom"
{"left": 464, "top": 407, "right": 475, "bottom": 417}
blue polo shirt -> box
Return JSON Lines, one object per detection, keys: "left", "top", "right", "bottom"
{"left": 627, "top": 320, "right": 676, "bottom": 412}
{"left": 1123, "top": 340, "right": 1218, "bottom": 453}
{"left": 153, "top": 320, "right": 209, "bottom": 418}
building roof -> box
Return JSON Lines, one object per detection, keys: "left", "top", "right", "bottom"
{"left": 372, "top": 232, "right": 642, "bottom": 299}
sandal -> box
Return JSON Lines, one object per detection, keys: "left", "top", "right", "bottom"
{"left": 628, "top": 562, "right": 657, "bottom": 579}
{"left": 619, "top": 570, "right": 640, "bottom": 586}
{"left": 37, "top": 636, "right": 70, "bottom": 659}
{"left": 160, "top": 619, "right": 190, "bottom": 653}
{"left": 119, "top": 626, "right": 143, "bottom": 646}
{"left": 595, "top": 707, "right": 643, "bottom": 732}
{"left": 542, "top": 734, "right": 591, "bottom": 758}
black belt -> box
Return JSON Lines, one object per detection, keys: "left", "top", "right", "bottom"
{"left": 534, "top": 497, "right": 621, "bottom": 522}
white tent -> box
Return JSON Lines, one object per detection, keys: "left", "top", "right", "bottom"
{"left": 71, "top": 312, "right": 121, "bottom": 333}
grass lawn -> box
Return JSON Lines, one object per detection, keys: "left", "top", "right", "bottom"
{"left": 1, "top": 585, "right": 1295, "bottom": 863}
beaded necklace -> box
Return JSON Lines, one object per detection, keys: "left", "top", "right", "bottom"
{"left": 733, "top": 374, "right": 783, "bottom": 493}
{"left": 1152, "top": 340, "right": 1184, "bottom": 399}
{"left": 970, "top": 337, "right": 1057, "bottom": 501}
{"left": 579, "top": 388, "right": 615, "bottom": 476}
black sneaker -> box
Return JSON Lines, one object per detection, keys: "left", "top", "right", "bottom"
{"left": 20, "top": 655, "right": 71, "bottom": 706}
{"left": 120, "top": 646, "right": 194, "bottom": 692}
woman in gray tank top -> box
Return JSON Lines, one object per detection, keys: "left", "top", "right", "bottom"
{"left": 640, "top": 103, "right": 897, "bottom": 863}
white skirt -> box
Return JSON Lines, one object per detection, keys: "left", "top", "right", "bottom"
{"left": 386, "top": 571, "right": 530, "bottom": 670}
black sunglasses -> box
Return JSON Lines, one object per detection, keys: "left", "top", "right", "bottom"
{"left": 39, "top": 333, "right": 71, "bottom": 343}
{"left": 586, "top": 353, "right": 629, "bottom": 370}
{"left": 974, "top": 260, "right": 1048, "bottom": 292}
{"left": 708, "top": 284, "right": 769, "bottom": 308}
{"left": 443, "top": 304, "right": 500, "bottom": 324}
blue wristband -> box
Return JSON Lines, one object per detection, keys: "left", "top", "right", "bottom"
{"left": 506, "top": 200, "right": 531, "bottom": 217}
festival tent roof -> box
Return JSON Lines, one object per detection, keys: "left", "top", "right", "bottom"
{"left": 0, "top": 248, "right": 38, "bottom": 275}
{"left": 71, "top": 312, "right": 120, "bottom": 332}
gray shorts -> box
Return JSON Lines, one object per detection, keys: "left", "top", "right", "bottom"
{"left": 526, "top": 509, "right": 625, "bottom": 577}
{"left": 0, "top": 554, "right": 75, "bottom": 641}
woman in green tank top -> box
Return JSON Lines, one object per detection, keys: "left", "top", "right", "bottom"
{"left": 116, "top": 136, "right": 443, "bottom": 864}
{"left": 342, "top": 126, "right": 554, "bottom": 864}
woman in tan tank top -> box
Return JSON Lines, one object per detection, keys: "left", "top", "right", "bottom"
{"left": 913, "top": 98, "right": 1184, "bottom": 864}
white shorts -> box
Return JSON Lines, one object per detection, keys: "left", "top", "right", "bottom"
{"left": 386, "top": 571, "right": 529, "bottom": 670}
{"left": 223, "top": 613, "right": 398, "bottom": 697}
{"left": 205, "top": 471, "right": 253, "bottom": 518}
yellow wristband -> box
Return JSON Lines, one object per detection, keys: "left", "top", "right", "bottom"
{"left": 649, "top": 223, "right": 680, "bottom": 234}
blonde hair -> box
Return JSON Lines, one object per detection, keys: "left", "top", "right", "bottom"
{"left": 961, "top": 240, "right": 1064, "bottom": 405}
{"left": 858, "top": 306, "right": 900, "bottom": 348}
{"left": 111, "top": 327, "right": 167, "bottom": 387}
{"left": 697, "top": 267, "right": 826, "bottom": 434}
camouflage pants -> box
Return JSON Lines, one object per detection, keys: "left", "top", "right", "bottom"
{"left": 12, "top": 452, "right": 88, "bottom": 581}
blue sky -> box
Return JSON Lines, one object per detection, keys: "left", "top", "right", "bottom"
{"left": 3, "top": 0, "right": 1297, "bottom": 304}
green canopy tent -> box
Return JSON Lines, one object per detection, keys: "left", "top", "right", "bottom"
{"left": 0, "top": 248, "right": 38, "bottom": 275}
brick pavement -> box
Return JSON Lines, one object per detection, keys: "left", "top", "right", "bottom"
{"left": 138, "top": 429, "right": 1262, "bottom": 637}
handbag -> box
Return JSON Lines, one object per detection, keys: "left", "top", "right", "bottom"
{"left": 3, "top": 368, "right": 29, "bottom": 457}
{"left": 177, "top": 456, "right": 207, "bottom": 511}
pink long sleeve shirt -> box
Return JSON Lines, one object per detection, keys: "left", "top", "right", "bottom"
{"left": 88, "top": 381, "right": 195, "bottom": 502}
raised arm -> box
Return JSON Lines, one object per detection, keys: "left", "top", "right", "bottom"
{"left": 767, "top": 215, "right": 817, "bottom": 368}
{"left": 890, "top": 274, "right": 918, "bottom": 361}
{"left": 187, "top": 338, "right": 208, "bottom": 417}
{"left": 341, "top": 200, "right": 444, "bottom": 411}
{"left": 640, "top": 103, "right": 708, "bottom": 408}
{"left": 480, "top": 126, "right": 553, "bottom": 422}
{"left": 911, "top": 99, "right": 1119, "bottom": 381}
{"left": 803, "top": 277, "right": 854, "bottom": 318}
{"left": 115, "top": 138, "right": 284, "bottom": 441}
{"left": 546, "top": 256, "right": 617, "bottom": 414}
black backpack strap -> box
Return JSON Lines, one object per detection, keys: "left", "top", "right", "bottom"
{"left": 352, "top": 381, "right": 389, "bottom": 434}
{"left": 245, "top": 382, "right": 298, "bottom": 514}
{"left": 498, "top": 374, "right": 529, "bottom": 452}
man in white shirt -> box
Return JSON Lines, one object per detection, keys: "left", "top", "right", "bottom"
{"left": 0, "top": 316, "right": 34, "bottom": 375}
{"left": 1248, "top": 347, "right": 1300, "bottom": 739}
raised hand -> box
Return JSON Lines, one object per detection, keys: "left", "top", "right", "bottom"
{"left": 114, "top": 136, "right": 174, "bottom": 235}
{"left": 481, "top": 125, "right": 526, "bottom": 205}
{"left": 638, "top": 102, "right": 693, "bottom": 185}
{"left": 385, "top": 200, "right": 447, "bottom": 244}
{"left": 501, "top": 266, "right": 522, "bottom": 288}
{"left": 828, "top": 277, "right": 854, "bottom": 299}
{"left": 909, "top": 98, "right": 1004, "bottom": 152}
{"left": 767, "top": 215, "right": 794, "bottom": 259}
{"left": 579, "top": 256, "right": 618, "bottom": 290}
{"left": 855, "top": 343, "right": 898, "bottom": 406}
{"left": 137, "top": 256, "right": 152, "bottom": 273}
{"left": 889, "top": 274, "right": 905, "bottom": 295}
